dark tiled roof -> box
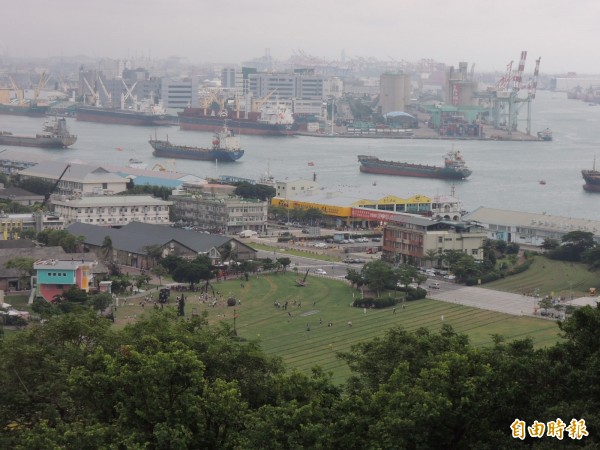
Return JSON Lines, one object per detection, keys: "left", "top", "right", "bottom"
{"left": 0, "top": 240, "right": 36, "bottom": 249}
{"left": 0, "top": 187, "right": 44, "bottom": 199}
{"left": 0, "top": 246, "right": 67, "bottom": 277}
{"left": 66, "top": 222, "right": 232, "bottom": 255}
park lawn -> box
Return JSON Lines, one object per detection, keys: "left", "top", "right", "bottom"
{"left": 484, "top": 255, "right": 600, "bottom": 298}
{"left": 114, "top": 272, "right": 563, "bottom": 384}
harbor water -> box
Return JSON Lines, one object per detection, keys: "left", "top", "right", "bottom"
{"left": 2, "top": 90, "right": 600, "bottom": 220}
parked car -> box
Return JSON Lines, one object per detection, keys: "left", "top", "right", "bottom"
{"left": 314, "top": 268, "right": 327, "bottom": 275}
{"left": 430, "top": 282, "right": 441, "bottom": 289}
{"left": 348, "top": 238, "right": 355, "bottom": 243}
{"left": 371, "top": 237, "right": 381, "bottom": 242}
{"left": 357, "top": 237, "right": 369, "bottom": 243}
{"left": 301, "top": 228, "right": 309, "bottom": 234}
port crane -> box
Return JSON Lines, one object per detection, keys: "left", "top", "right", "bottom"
{"left": 251, "top": 89, "right": 277, "bottom": 112}
{"left": 9, "top": 75, "right": 24, "bottom": 106}
{"left": 477, "top": 51, "right": 540, "bottom": 136}
{"left": 120, "top": 79, "right": 138, "bottom": 109}
{"left": 33, "top": 71, "right": 50, "bottom": 102}
{"left": 82, "top": 76, "right": 100, "bottom": 106}
{"left": 97, "top": 76, "right": 112, "bottom": 107}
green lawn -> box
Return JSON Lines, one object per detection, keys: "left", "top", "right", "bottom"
{"left": 115, "top": 272, "right": 563, "bottom": 384}
{"left": 484, "top": 256, "right": 600, "bottom": 298}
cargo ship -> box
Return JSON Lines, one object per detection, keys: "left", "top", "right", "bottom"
{"left": 582, "top": 157, "right": 600, "bottom": 192}
{"left": 76, "top": 102, "right": 169, "bottom": 127}
{"left": 358, "top": 149, "right": 472, "bottom": 180}
{"left": 0, "top": 118, "right": 77, "bottom": 148}
{"left": 178, "top": 104, "right": 297, "bottom": 136}
{"left": 149, "top": 124, "right": 244, "bottom": 162}
{"left": 0, "top": 102, "right": 49, "bottom": 117}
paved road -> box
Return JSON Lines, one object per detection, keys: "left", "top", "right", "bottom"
{"left": 426, "top": 279, "right": 540, "bottom": 317}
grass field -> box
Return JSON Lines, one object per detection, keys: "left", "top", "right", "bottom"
{"left": 114, "top": 271, "right": 563, "bottom": 384}
{"left": 484, "top": 256, "right": 600, "bottom": 298}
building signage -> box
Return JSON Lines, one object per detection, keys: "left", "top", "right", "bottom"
{"left": 351, "top": 208, "right": 396, "bottom": 221}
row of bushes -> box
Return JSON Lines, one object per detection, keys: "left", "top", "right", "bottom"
{"left": 352, "top": 287, "right": 427, "bottom": 308}
{"left": 353, "top": 297, "right": 399, "bottom": 309}
{"left": 465, "top": 256, "right": 533, "bottom": 286}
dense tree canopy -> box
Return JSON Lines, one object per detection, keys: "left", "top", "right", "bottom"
{"left": 2, "top": 304, "right": 600, "bottom": 448}
{"left": 233, "top": 182, "right": 275, "bottom": 201}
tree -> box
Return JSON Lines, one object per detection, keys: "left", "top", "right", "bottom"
{"left": 152, "top": 264, "right": 168, "bottom": 285}
{"left": 505, "top": 242, "right": 520, "bottom": 254}
{"left": 4, "top": 257, "right": 35, "bottom": 289}
{"left": 424, "top": 249, "right": 439, "bottom": 268}
{"left": 541, "top": 237, "right": 560, "bottom": 251}
{"left": 219, "top": 242, "right": 233, "bottom": 262}
{"left": 87, "top": 293, "right": 112, "bottom": 313}
{"left": 361, "top": 260, "right": 395, "bottom": 297}
{"left": 143, "top": 244, "right": 164, "bottom": 267}
{"left": 549, "top": 230, "right": 597, "bottom": 262}
{"left": 172, "top": 260, "right": 203, "bottom": 288}
{"left": 276, "top": 257, "right": 291, "bottom": 272}
{"left": 303, "top": 207, "right": 323, "bottom": 224}
{"left": 345, "top": 268, "right": 364, "bottom": 289}
{"left": 100, "top": 236, "right": 114, "bottom": 262}
{"left": 394, "top": 264, "right": 418, "bottom": 290}
{"left": 234, "top": 182, "right": 275, "bottom": 201}
{"left": 441, "top": 249, "right": 465, "bottom": 268}
{"left": 451, "top": 255, "right": 481, "bottom": 282}
{"left": 160, "top": 254, "right": 184, "bottom": 274}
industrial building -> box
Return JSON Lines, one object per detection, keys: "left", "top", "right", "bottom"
{"left": 379, "top": 73, "right": 411, "bottom": 115}
{"left": 463, "top": 207, "right": 600, "bottom": 247}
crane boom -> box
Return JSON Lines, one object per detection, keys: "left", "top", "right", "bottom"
{"left": 40, "top": 164, "right": 71, "bottom": 209}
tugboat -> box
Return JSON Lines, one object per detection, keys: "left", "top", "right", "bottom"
{"left": 537, "top": 128, "right": 553, "bottom": 141}
{"left": 358, "top": 149, "right": 472, "bottom": 180}
{"left": 149, "top": 124, "right": 244, "bottom": 162}
{"left": 0, "top": 118, "right": 77, "bottom": 148}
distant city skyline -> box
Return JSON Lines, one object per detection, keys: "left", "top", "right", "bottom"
{"left": 2, "top": 0, "right": 599, "bottom": 75}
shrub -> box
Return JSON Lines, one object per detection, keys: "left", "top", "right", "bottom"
{"left": 507, "top": 258, "right": 532, "bottom": 275}
{"left": 352, "top": 297, "right": 399, "bottom": 309}
{"left": 406, "top": 287, "right": 427, "bottom": 301}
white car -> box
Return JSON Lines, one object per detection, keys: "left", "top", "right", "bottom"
{"left": 314, "top": 268, "right": 327, "bottom": 275}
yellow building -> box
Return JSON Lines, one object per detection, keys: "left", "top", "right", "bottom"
{"left": 271, "top": 192, "right": 453, "bottom": 228}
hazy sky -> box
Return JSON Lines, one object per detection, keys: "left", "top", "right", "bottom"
{"left": 2, "top": 0, "right": 598, "bottom": 74}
